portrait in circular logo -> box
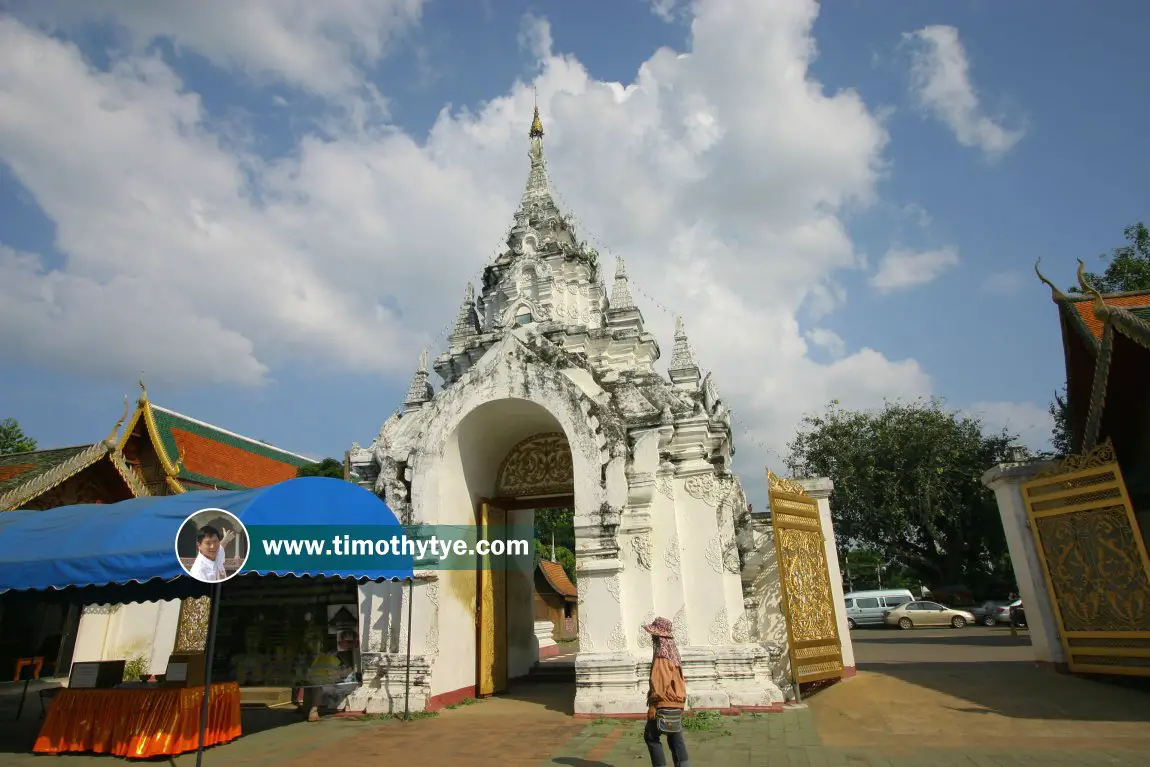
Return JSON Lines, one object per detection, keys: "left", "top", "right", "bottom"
{"left": 175, "top": 508, "right": 250, "bottom": 583}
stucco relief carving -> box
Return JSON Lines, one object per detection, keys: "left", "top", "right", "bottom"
{"left": 708, "top": 607, "right": 729, "bottom": 646}
{"left": 663, "top": 534, "right": 681, "bottom": 578}
{"left": 637, "top": 612, "right": 656, "bottom": 648}
{"left": 579, "top": 619, "right": 594, "bottom": 652}
{"left": 672, "top": 608, "right": 689, "bottom": 645}
{"left": 606, "top": 575, "right": 622, "bottom": 603}
{"left": 494, "top": 432, "right": 574, "bottom": 497}
{"left": 706, "top": 533, "right": 742, "bottom": 576}
{"left": 425, "top": 581, "right": 440, "bottom": 607}
{"left": 684, "top": 473, "right": 733, "bottom": 507}
{"left": 630, "top": 534, "right": 653, "bottom": 570}
{"left": 654, "top": 472, "right": 674, "bottom": 499}
{"left": 608, "top": 621, "right": 627, "bottom": 651}
{"left": 425, "top": 623, "right": 440, "bottom": 656}
{"left": 731, "top": 611, "right": 751, "bottom": 643}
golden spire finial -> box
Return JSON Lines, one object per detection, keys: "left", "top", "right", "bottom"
{"left": 1034, "top": 258, "right": 1067, "bottom": 301}
{"left": 138, "top": 372, "right": 149, "bottom": 403}
{"left": 529, "top": 87, "right": 544, "bottom": 138}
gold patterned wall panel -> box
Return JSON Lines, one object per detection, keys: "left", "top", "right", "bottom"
{"left": 494, "top": 433, "right": 573, "bottom": 498}
{"left": 476, "top": 502, "right": 508, "bottom": 695}
{"left": 174, "top": 596, "right": 211, "bottom": 653}
{"left": 767, "top": 472, "right": 843, "bottom": 685}
{"left": 1022, "top": 441, "right": 1150, "bottom": 676}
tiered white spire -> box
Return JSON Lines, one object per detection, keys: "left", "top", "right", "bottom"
{"left": 609, "top": 257, "right": 636, "bottom": 310}
{"left": 402, "top": 349, "right": 433, "bottom": 412}
{"left": 449, "top": 283, "right": 480, "bottom": 345}
{"left": 668, "top": 316, "right": 701, "bottom": 388}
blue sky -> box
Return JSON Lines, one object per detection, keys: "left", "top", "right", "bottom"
{"left": 1, "top": 0, "right": 1148, "bottom": 506}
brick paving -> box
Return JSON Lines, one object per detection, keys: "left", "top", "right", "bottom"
{"left": 4, "top": 627, "right": 1150, "bottom": 765}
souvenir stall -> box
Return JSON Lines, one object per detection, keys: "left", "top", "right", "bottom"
{"left": 0, "top": 477, "right": 414, "bottom": 764}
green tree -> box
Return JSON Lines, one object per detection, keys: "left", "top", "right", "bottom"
{"left": 297, "top": 457, "right": 346, "bottom": 479}
{"left": 1069, "top": 222, "right": 1150, "bottom": 294}
{"left": 785, "top": 399, "right": 1020, "bottom": 592}
{"left": 1048, "top": 386, "right": 1074, "bottom": 458}
{"left": 1, "top": 418, "right": 37, "bottom": 455}
{"left": 533, "top": 507, "right": 576, "bottom": 583}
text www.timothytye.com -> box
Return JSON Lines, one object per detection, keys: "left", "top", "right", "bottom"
{"left": 260, "top": 535, "right": 529, "bottom": 559}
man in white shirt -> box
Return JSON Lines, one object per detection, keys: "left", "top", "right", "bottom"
{"left": 188, "top": 524, "right": 235, "bottom": 582}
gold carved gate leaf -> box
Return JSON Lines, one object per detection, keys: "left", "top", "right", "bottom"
{"left": 767, "top": 471, "right": 843, "bottom": 685}
{"left": 1021, "top": 440, "right": 1150, "bottom": 676}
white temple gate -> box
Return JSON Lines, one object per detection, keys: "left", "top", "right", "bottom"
{"left": 345, "top": 106, "right": 787, "bottom": 715}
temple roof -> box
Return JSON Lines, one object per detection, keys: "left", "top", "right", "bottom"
{"left": 1037, "top": 260, "right": 1150, "bottom": 456}
{"left": 1066, "top": 290, "right": 1150, "bottom": 341}
{"left": 120, "top": 389, "right": 317, "bottom": 492}
{"left": 537, "top": 559, "right": 578, "bottom": 600}
{"left": 0, "top": 442, "right": 149, "bottom": 511}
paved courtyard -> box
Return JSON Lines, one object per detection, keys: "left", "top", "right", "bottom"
{"left": 3, "top": 626, "right": 1150, "bottom": 765}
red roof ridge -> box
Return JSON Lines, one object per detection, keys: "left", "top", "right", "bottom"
{"left": 149, "top": 404, "right": 318, "bottom": 463}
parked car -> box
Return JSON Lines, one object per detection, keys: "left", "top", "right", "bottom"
{"left": 844, "top": 589, "right": 915, "bottom": 629}
{"left": 983, "top": 598, "right": 1023, "bottom": 626}
{"left": 969, "top": 600, "right": 1013, "bottom": 627}
{"left": 883, "top": 600, "right": 976, "bottom": 630}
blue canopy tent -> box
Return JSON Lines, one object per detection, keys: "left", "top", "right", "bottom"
{"left": 0, "top": 477, "right": 416, "bottom": 764}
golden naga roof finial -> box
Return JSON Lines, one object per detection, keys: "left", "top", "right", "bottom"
{"left": 1076, "top": 257, "right": 1109, "bottom": 317}
{"left": 103, "top": 395, "right": 131, "bottom": 448}
{"left": 138, "top": 372, "right": 149, "bottom": 403}
{"left": 166, "top": 445, "right": 187, "bottom": 478}
{"left": 529, "top": 86, "right": 544, "bottom": 138}
{"left": 1033, "top": 258, "right": 1067, "bottom": 301}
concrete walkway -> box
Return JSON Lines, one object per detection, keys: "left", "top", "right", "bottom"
{"left": 3, "top": 660, "right": 1150, "bottom": 765}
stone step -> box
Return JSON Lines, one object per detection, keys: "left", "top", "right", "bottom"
{"left": 519, "top": 663, "right": 576, "bottom": 684}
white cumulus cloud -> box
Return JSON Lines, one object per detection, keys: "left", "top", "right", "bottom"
{"left": 968, "top": 400, "right": 1054, "bottom": 452}
{"left": 904, "top": 25, "right": 1025, "bottom": 158}
{"left": 0, "top": 0, "right": 950, "bottom": 495}
{"left": 871, "top": 246, "right": 960, "bottom": 293}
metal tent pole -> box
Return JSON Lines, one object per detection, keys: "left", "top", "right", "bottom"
{"left": 195, "top": 583, "right": 223, "bottom": 767}
{"left": 403, "top": 578, "right": 414, "bottom": 721}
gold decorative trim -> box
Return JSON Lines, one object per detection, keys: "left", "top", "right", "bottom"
{"left": 767, "top": 470, "right": 808, "bottom": 497}
{"left": 104, "top": 396, "right": 131, "bottom": 447}
{"left": 1035, "top": 439, "right": 1117, "bottom": 480}
{"left": 107, "top": 450, "right": 151, "bottom": 498}
{"left": 0, "top": 442, "right": 111, "bottom": 511}
{"left": 494, "top": 432, "right": 573, "bottom": 498}
{"left": 141, "top": 402, "right": 182, "bottom": 479}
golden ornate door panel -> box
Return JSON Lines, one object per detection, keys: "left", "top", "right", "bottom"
{"left": 476, "top": 501, "right": 508, "bottom": 696}
{"left": 767, "top": 472, "right": 844, "bottom": 685}
{"left": 1022, "top": 441, "right": 1150, "bottom": 676}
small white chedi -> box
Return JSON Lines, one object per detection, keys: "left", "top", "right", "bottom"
{"left": 345, "top": 106, "right": 786, "bottom": 715}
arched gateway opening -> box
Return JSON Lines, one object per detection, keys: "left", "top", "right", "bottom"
{"left": 441, "top": 398, "right": 577, "bottom": 699}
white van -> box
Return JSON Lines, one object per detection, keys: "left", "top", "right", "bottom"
{"left": 843, "top": 589, "right": 915, "bottom": 629}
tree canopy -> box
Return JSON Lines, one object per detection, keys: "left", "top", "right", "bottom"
{"left": 296, "top": 457, "right": 346, "bottom": 480}
{"left": 1, "top": 418, "right": 37, "bottom": 455}
{"left": 1069, "top": 222, "right": 1150, "bottom": 294}
{"left": 785, "top": 398, "right": 1021, "bottom": 596}
{"left": 533, "top": 507, "right": 576, "bottom": 583}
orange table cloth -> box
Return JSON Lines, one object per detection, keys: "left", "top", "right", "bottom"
{"left": 34, "top": 681, "right": 242, "bottom": 759}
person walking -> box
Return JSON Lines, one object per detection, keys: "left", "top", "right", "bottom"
{"left": 642, "top": 617, "right": 690, "bottom": 767}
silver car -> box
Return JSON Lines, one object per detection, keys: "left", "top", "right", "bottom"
{"left": 884, "top": 600, "right": 976, "bottom": 630}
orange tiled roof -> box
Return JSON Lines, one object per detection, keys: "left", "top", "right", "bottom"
{"left": 172, "top": 427, "right": 302, "bottom": 488}
{"left": 1070, "top": 293, "right": 1150, "bottom": 340}
{"left": 123, "top": 401, "right": 317, "bottom": 491}
{"left": 538, "top": 560, "right": 577, "bottom": 598}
